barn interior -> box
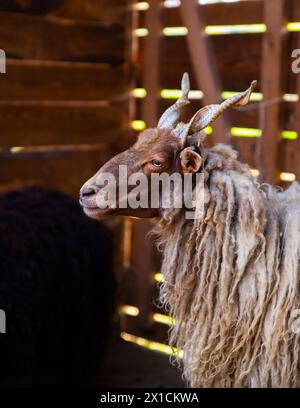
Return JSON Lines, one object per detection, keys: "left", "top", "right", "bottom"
{"left": 0, "top": 0, "right": 299, "bottom": 387}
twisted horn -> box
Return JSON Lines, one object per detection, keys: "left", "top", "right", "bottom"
{"left": 177, "top": 80, "right": 257, "bottom": 145}
{"left": 157, "top": 72, "right": 190, "bottom": 129}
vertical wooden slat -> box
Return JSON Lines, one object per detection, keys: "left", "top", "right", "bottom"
{"left": 258, "top": 0, "right": 286, "bottom": 183}
{"left": 180, "top": 0, "right": 231, "bottom": 144}
{"left": 130, "top": 219, "right": 156, "bottom": 333}
{"left": 142, "top": 0, "right": 160, "bottom": 127}
{"left": 132, "top": 1, "right": 160, "bottom": 332}
{"left": 292, "top": 7, "right": 300, "bottom": 179}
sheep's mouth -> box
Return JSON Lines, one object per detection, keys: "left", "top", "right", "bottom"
{"left": 82, "top": 205, "right": 111, "bottom": 220}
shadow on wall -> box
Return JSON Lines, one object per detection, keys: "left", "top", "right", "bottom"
{"left": 0, "top": 0, "right": 64, "bottom": 14}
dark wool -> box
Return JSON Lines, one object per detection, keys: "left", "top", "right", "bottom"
{"left": 0, "top": 187, "right": 114, "bottom": 386}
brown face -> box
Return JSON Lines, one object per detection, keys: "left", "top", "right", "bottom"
{"left": 79, "top": 128, "right": 203, "bottom": 220}
{"left": 79, "top": 72, "right": 256, "bottom": 221}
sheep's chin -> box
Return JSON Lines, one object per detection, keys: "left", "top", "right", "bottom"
{"left": 83, "top": 206, "right": 112, "bottom": 220}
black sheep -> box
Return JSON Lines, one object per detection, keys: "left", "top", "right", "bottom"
{"left": 0, "top": 186, "right": 114, "bottom": 386}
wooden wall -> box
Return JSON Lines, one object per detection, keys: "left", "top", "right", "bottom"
{"left": 135, "top": 0, "right": 300, "bottom": 180}
{"left": 2, "top": 0, "right": 300, "bottom": 355}
{"left": 0, "top": 0, "right": 130, "bottom": 196}
{"left": 121, "top": 0, "right": 300, "bottom": 350}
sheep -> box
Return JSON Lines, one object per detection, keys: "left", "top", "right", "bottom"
{"left": 0, "top": 186, "right": 114, "bottom": 386}
{"left": 80, "top": 72, "right": 300, "bottom": 388}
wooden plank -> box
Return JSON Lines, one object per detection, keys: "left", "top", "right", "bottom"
{"left": 284, "top": 32, "right": 297, "bottom": 94}
{"left": 290, "top": 0, "right": 300, "bottom": 21}
{"left": 290, "top": 5, "right": 300, "bottom": 178}
{"left": 54, "top": 0, "right": 130, "bottom": 25}
{"left": 180, "top": 0, "right": 230, "bottom": 143}
{"left": 135, "top": 1, "right": 161, "bottom": 334}
{"left": 130, "top": 218, "right": 157, "bottom": 334}
{"left": 257, "top": 0, "right": 285, "bottom": 183}
{"left": 142, "top": 0, "right": 160, "bottom": 127}
{"left": 0, "top": 59, "right": 126, "bottom": 101}
{"left": 139, "top": 34, "right": 262, "bottom": 92}
{"left": 180, "top": 0, "right": 231, "bottom": 144}
{"left": 0, "top": 103, "right": 126, "bottom": 147}
{"left": 140, "top": 0, "right": 263, "bottom": 28}
{"left": 278, "top": 139, "right": 298, "bottom": 175}
{"left": 0, "top": 146, "right": 111, "bottom": 197}
{"left": 234, "top": 137, "right": 257, "bottom": 169}
{"left": 140, "top": 32, "right": 300, "bottom": 94}
{"left": 0, "top": 0, "right": 130, "bottom": 24}
{"left": 0, "top": 11, "right": 125, "bottom": 63}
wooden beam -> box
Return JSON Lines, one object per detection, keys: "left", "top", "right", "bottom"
{"left": 257, "top": 0, "right": 285, "bottom": 183}
{"left": 130, "top": 219, "right": 156, "bottom": 333}
{"left": 0, "top": 0, "right": 129, "bottom": 22}
{"left": 180, "top": 0, "right": 231, "bottom": 144}
{"left": 0, "top": 146, "right": 110, "bottom": 197}
{"left": 0, "top": 59, "right": 125, "bottom": 101}
{"left": 0, "top": 11, "right": 125, "bottom": 64}
{"left": 135, "top": 1, "right": 161, "bottom": 333}
{"left": 159, "top": 0, "right": 263, "bottom": 28}
{"left": 54, "top": 0, "right": 130, "bottom": 25}
{"left": 142, "top": 0, "right": 160, "bottom": 127}
{"left": 290, "top": 0, "right": 300, "bottom": 21}
{"left": 292, "top": 22, "right": 300, "bottom": 179}
{"left": 140, "top": 33, "right": 262, "bottom": 92}
{"left": 0, "top": 103, "right": 125, "bottom": 147}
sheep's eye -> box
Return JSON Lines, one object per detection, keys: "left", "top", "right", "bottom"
{"left": 151, "top": 159, "right": 162, "bottom": 167}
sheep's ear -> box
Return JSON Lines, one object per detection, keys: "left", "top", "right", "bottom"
{"left": 180, "top": 147, "right": 202, "bottom": 174}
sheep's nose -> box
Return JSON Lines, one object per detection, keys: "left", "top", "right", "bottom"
{"left": 80, "top": 184, "right": 99, "bottom": 206}
{"left": 81, "top": 185, "right": 98, "bottom": 198}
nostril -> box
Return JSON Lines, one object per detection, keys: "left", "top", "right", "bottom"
{"left": 82, "top": 187, "right": 95, "bottom": 197}
{"left": 80, "top": 185, "right": 99, "bottom": 199}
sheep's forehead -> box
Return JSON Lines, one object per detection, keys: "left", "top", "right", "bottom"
{"left": 134, "top": 128, "right": 181, "bottom": 156}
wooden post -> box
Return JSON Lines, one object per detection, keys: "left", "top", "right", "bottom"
{"left": 132, "top": 0, "right": 160, "bottom": 332}
{"left": 142, "top": 0, "right": 160, "bottom": 127}
{"left": 257, "top": 0, "right": 285, "bottom": 183}
{"left": 291, "top": 4, "right": 300, "bottom": 180}
{"left": 180, "top": 0, "right": 231, "bottom": 144}
{"left": 130, "top": 219, "right": 156, "bottom": 333}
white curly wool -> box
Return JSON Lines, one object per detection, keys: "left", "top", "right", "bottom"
{"left": 155, "top": 144, "right": 300, "bottom": 388}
